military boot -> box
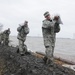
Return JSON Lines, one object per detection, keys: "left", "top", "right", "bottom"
{"left": 23, "top": 45, "right": 31, "bottom": 55}
{"left": 0, "top": 42, "right": 1, "bottom": 45}
{"left": 43, "top": 56, "right": 48, "bottom": 64}
{"left": 46, "top": 58, "right": 54, "bottom": 66}
{"left": 17, "top": 48, "right": 19, "bottom": 53}
{"left": 25, "top": 51, "right": 31, "bottom": 55}
{"left": 20, "top": 54, "right": 24, "bottom": 56}
{"left": 20, "top": 51, "right": 25, "bottom": 56}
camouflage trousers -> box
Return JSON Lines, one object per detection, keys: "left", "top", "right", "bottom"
{"left": 44, "top": 34, "right": 56, "bottom": 61}
{"left": 18, "top": 39, "right": 27, "bottom": 54}
{"left": 3, "top": 38, "right": 9, "bottom": 45}
{"left": 0, "top": 36, "right": 2, "bottom": 44}
{"left": 0, "top": 34, "right": 3, "bottom": 44}
{"left": 45, "top": 46, "right": 54, "bottom": 61}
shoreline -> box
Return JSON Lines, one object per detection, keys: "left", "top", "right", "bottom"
{"left": 9, "top": 36, "right": 75, "bottom": 64}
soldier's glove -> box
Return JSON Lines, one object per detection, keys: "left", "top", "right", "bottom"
{"left": 54, "top": 16, "right": 59, "bottom": 21}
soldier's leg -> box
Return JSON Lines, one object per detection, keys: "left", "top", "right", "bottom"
{"left": 45, "top": 35, "right": 56, "bottom": 65}
{"left": 5, "top": 38, "right": 7, "bottom": 45}
{"left": 6, "top": 38, "right": 9, "bottom": 45}
{"left": 23, "top": 44, "right": 27, "bottom": 53}
{"left": 3, "top": 38, "right": 6, "bottom": 45}
{"left": 0, "top": 34, "right": 1, "bottom": 44}
{"left": 52, "top": 46, "right": 54, "bottom": 57}
{"left": 45, "top": 46, "right": 54, "bottom": 65}
{"left": 4, "top": 38, "right": 9, "bottom": 46}
{"left": 52, "top": 33, "right": 56, "bottom": 58}
{"left": 19, "top": 40, "right": 25, "bottom": 55}
{"left": 45, "top": 36, "right": 54, "bottom": 60}
{"left": 24, "top": 44, "right": 31, "bottom": 55}
{"left": 23, "top": 37, "right": 30, "bottom": 54}
{"left": 0, "top": 36, "right": 1, "bottom": 44}
{"left": 45, "top": 46, "right": 53, "bottom": 61}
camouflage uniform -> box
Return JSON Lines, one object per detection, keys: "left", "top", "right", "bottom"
{"left": 17, "top": 21, "right": 29, "bottom": 55}
{"left": 42, "top": 12, "right": 63, "bottom": 63}
{"left": 0, "top": 32, "right": 3, "bottom": 44}
{"left": 2, "top": 28, "right": 10, "bottom": 45}
{"left": 42, "top": 19, "right": 56, "bottom": 61}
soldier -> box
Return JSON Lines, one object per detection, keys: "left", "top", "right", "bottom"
{"left": 17, "top": 21, "right": 29, "bottom": 56}
{"left": 2, "top": 28, "right": 10, "bottom": 46}
{"left": 42, "top": 11, "right": 63, "bottom": 64}
{"left": 0, "top": 32, "right": 3, "bottom": 44}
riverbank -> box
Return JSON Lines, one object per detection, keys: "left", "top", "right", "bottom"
{"left": 9, "top": 36, "right": 75, "bottom": 64}
{"left": 0, "top": 45, "right": 75, "bottom": 75}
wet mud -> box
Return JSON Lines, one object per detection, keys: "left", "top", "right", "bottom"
{"left": 0, "top": 45, "right": 75, "bottom": 75}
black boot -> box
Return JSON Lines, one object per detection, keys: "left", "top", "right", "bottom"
{"left": 17, "top": 48, "right": 19, "bottom": 53}
{"left": 43, "top": 56, "right": 48, "bottom": 64}
{"left": 21, "top": 54, "right": 24, "bottom": 56}
{"left": 46, "top": 58, "right": 54, "bottom": 66}
{"left": 25, "top": 51, "right": 31, "bottom": 55}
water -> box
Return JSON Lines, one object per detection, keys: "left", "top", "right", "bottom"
{"left": 9, "top": 36, "right": 75, "bottom": 63}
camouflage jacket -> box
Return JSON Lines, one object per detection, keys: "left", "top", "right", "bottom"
{"left": 42, "top": 19, "right": 56, "bottom": 47}
{"left": 42, "top": 19, "right": 56, "bottom": 36}
{"left": 3, "top": 30, "right": 10, "bottom": 39}
{"left": 17, "top": 26, "right": 29, "bottom": 41}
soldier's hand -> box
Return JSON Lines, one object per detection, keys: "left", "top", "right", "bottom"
{"left": 54, "top": 16, "right": 59, "bottom": 21}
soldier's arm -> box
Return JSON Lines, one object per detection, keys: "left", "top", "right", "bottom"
{"left": 53, "top": 16, "right": 63, "bottom": 24}
{"left": 17, "top": 26, "right": 22, "bottom": 32}
{"left": 42, "top": 20, "right": 54, "bottom": 28}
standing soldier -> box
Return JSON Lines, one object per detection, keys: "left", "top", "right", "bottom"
{"left": 3, "top": 28, "right": 10, "bottom": 46}
{"left": 42, "top": 11, "right": 63, "bottom": 65}
{"left": 0, "top": 32, "right": 3, "bottom": 44}
{"left": 0, "top": 24, "right": 3, "bottom": 45}
{"left": 17, "top": 21, "right": 29, "bottom": 56}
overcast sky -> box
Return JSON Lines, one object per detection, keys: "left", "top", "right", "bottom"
{"left": 0, "top": 0, "right": 75, "bottom": 38}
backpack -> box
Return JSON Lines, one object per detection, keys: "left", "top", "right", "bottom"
{"left": 54, "top": 22, "right": 60, "bottom": 33}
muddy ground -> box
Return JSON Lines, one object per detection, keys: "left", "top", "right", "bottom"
{"left": 0, "top": 45, "right": 75, "bottom": 75}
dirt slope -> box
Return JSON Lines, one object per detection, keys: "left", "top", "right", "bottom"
{"left": 0, "top": 45, "right": 75, "bottom": 75}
